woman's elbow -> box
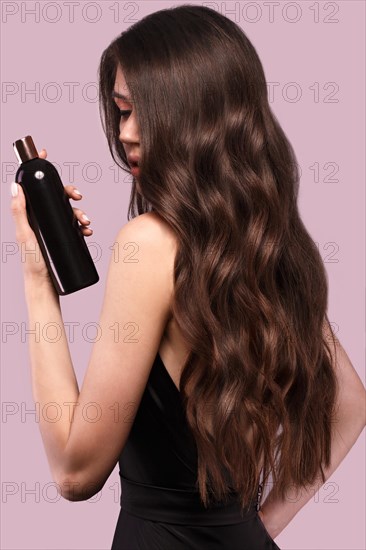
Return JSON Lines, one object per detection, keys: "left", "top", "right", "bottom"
{"left": 55, "top": 475, "right": 97, "bottom": 502}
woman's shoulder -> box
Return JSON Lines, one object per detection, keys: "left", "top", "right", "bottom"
{"left": 123, "top": 212, "right": 178, "bottom": 256}
{"left": 116, "top": 213, "right": 178, "bottom": 311}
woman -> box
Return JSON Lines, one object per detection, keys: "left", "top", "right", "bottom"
{"left": 10, "top": 5, "right": 365, "bottom": 550}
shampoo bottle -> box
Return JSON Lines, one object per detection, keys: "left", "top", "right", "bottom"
{"left": 13, "top": 135, "right": 99, "bottom": 295}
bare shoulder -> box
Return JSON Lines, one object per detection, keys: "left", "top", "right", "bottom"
{"left": 111, "top": 212, "right": 178, "bottom": 318}
{"left": 121, "top": 212, "right": 178, "bottom": 255}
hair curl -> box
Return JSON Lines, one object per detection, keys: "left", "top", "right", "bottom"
{"left": 98, "top": 4, "right": 340, "bottom": 512}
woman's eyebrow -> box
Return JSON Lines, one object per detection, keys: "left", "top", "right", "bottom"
{"left": 111, "top": 90, "right": 133, "bottom": 102}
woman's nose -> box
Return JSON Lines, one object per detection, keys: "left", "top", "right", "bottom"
{"left": 119, "top": 114, "right": 139, "bottom": 145}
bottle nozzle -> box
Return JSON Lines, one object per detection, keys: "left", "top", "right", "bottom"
{"left": 13, "top": 135, "right": 39, "bottom": 164}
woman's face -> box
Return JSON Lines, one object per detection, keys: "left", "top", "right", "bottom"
{"left": 112, "top": 64, "right": 141, "bottom": 181}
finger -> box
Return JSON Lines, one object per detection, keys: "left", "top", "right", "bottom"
{"left": 81, "top": 226, "right": 93, "bottom": 236}
{"left": 10, "top": 183, "right": 34, "bottom": 240}
{"left": 72, "top": 207, "right": 91, "bottom": 224}
{"left": 65, "top": 185, "right": 83, "bottom": 199}
{"left": 38, "top": 148, "right": 47, "bottom": 159}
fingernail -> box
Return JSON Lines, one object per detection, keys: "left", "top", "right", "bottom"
{"left": 81, "top": 214, "right": 90, "bottom": 222}
{"left": 74, "top": 188, "right": 82, "bottom": 196}
{"left": 11, "top": 182, "right": 18, "bottom": 197}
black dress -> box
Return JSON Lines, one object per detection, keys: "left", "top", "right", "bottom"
{"left": 111, "top": 352, "right": 281, "bottom": 549}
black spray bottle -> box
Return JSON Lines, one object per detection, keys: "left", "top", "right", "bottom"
{"left": 13, "top": 135, "right": 99, "bottom": 295}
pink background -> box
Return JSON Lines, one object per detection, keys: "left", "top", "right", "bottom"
{"left": 1, "top": 1, "right": 365, "bottom": 549}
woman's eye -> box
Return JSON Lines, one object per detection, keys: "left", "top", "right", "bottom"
{"left": 120, "top": 109, "right": 132, "bottom": 119}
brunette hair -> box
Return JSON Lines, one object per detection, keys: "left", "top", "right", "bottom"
{"left": 98, "top": 4, "right": 339, "bottom": 511}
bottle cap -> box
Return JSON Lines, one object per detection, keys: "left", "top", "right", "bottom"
{"left": 13, "top": 135, "right": 39, "bottom": 164}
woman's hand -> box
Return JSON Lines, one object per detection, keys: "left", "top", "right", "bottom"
{"left": 10, "top": 147, "right": 93, "bottom": 284}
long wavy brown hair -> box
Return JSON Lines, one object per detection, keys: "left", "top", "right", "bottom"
{"left": 98, "top": 4, "right": 340, "bottom": 512}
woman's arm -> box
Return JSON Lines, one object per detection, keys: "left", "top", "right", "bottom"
{"left": 260, "top": 333, "right": 366, "bottom": 539}
{"left": 10, "top": 172, "right": 91, "bottom": 485}
{"left": 23, "top": 277, "right": 80, "bottom": 484}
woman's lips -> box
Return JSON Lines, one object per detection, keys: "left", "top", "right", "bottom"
{"left": 130, "top": 165, "right": 140, "bottom": 177}
{"left": 128, "top": 154, "right": 140, "bottom": 176}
